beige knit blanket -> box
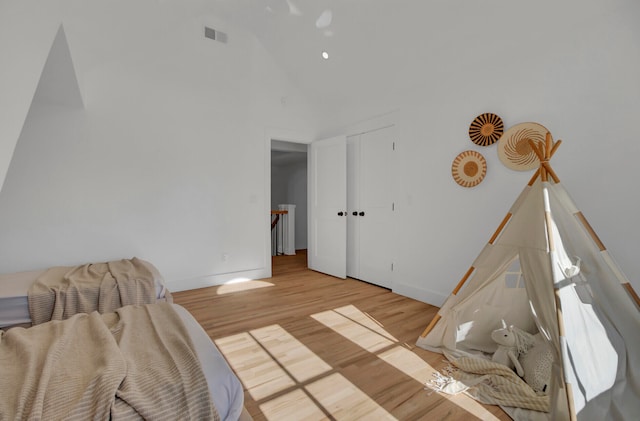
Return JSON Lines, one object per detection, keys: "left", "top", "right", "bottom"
{"left": 428, "top": 354, "right": 549, "bottom": 412}
{"left": 0, "top": 303, "right": 219, "bottom": 421}
{"left": 28, "top": 257, "right": 157, "bottom": 325}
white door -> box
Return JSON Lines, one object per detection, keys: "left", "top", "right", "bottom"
{"left": 346, "top": 135, "right": 361, "bottom": 278}
{"left": 358, "top": 126, "right": 395, "bottom": 288}
{"left": 308, "top": 135, "right": 347, "bottom": 278}
{"left": 347, "top": 126, "right": 395, "bottom": 289}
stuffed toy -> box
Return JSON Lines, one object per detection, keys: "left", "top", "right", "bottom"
{"left": 491, "top": 325, "right": 535, "bottom": 377}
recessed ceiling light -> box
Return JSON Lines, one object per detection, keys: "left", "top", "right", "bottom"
{"left": 322, "top": 51, "right": 329, "bottom": 60}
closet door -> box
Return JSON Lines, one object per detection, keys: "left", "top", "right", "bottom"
{"left": 308, "top": 135, "right": 347, "bottom": 279}
{"left": 346, "top": 135, "right": 361, "bottom": 278}
{"left": 358, "top": 126, "right": 394, "bottom": 288}
{"left": 347, "top": 126, "right": 395, "bottom": 289}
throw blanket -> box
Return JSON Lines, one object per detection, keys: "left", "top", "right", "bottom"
{"left": 28, "top": 257, "right": 157, "bottom": 325}
{"left": 0, "top": 303, "right": 219, "bottom": 421}
{"left": 428, "top": 354, "right": 549, "bottom": 412}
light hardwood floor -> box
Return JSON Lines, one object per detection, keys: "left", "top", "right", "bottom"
{"left": 173, "top": 251, "right": 510, "bottom": 421}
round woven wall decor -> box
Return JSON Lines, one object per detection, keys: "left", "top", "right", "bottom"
{"left": 498, "top": 122, "right": 551, "bottom": 171}
{"left": 469, "top": 113, "right": 504, "bottom": 146}
{"left": 451, "top": 150, "right": 487, "bottom": 188}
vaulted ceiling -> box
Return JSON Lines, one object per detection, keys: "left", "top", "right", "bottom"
{"left": 210, "top": 0, "right": 423, "bottom": 125}
{"left": 207, "top": 0, "right": 637, "bottom": 131}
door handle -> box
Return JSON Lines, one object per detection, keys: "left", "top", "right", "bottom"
{"left": 352, "top": 211, "right": 358, "bottom": 216}
{"left": 338, "top": 211, "right": 344, "bottom": 216}
{"left": 359, "top": 211, "right": 365, "bottom": 216}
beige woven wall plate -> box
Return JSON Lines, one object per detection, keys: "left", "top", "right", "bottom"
{"left": 498, "top": 122, "right": 552, "bottom": 171}
{"left": 469, "top": 113, "right": 504, "bottom": 146}
{"left": 452, "top": 150, "right": 487, "bottom": 188}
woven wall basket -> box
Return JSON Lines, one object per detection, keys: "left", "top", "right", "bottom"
{"left": 452, "top": 150, "right": 487, "bottom": 187}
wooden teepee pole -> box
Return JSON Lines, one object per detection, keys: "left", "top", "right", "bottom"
{"left": 529, "top": 133, "right": 561, "bottom": 184}
{"left": 528, "top": 168, "right": 541, "bottom": 186}
{"left": 624, "top": 284, "right": 640, "bottom": 309}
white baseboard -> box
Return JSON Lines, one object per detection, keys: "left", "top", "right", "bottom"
{"left": 166, "top": 267, "right": 271, "bottom": 292}
{"left": 166, "top": 267, "right": 449, "bottom": 310}
{"left": 392, "top": 281, "right": 447, "bottom": 308}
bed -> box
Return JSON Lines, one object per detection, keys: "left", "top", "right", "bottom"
{"left": 0, "top": 259, "right": 249, "bottom": 421}
{"left": 0, "top": 258, "right": 173, "bottom": 328}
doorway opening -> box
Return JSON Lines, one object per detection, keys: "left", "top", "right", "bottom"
{"left": 270, "top": 140, "right": 308, "bottom": 275}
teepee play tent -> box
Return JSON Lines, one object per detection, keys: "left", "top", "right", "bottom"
{"left": 416, "top": 135, "right": 640, "bottom": 420}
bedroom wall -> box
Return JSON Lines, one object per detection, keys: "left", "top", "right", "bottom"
{"left": 0, "top": 0, "right": 318, "bottom": 290}
{"left": 0, "top": 2, "right": 62, "bottom": 194}
{"left": 318, "top": 0, "right": 640, "bottom": 305}
{"left": 1, "top": 0, "right": 639, "bottom": 306}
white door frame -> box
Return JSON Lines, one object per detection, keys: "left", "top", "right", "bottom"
{"left": 263, "top": 109, "right": 399, "bottom": 279}
{"left": 263, "top": 128, "right": 312, "bottom": 278}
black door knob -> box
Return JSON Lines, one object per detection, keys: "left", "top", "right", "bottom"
{"left": 359, "top": 211, "right": 365, "bottom": 216}
{"left": 338, "top": 211, "right": 344, "bottom": 216}
{"left": 352, "top": 211, "right": 358, "bottom": 216}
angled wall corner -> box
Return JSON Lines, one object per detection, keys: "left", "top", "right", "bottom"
{"left": 0, "top": 23, "right": 83, "bottom": 193}
{"left": 31, "top": 24, "right": 84, "bottom": 109}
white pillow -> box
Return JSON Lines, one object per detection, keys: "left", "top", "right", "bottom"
{"left": 519, "top": 334, "right": 553, "bottom": 393}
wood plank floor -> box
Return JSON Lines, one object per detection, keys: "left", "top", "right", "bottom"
{"left": 173, "top": 251, "right": 510, "bottom": 421}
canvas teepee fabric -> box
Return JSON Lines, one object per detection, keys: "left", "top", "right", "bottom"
{"left": 416, "top": 138, "right": 640, "bottom": 420}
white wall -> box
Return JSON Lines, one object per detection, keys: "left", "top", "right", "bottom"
{"left": 1, "top": 0, "right": 639, "bottom": 305}
{"left": 322, "top": 1, "right": 640, "bottom": 305}
{"left": 0, "top": 1, "right": 62, "bottom": 192}
{"left": 0, "top": 0, "right": 318, "bottom": 290}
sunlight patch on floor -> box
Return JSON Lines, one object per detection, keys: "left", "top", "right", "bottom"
{"left": 377, "top": 345, "right": 439, "bottom": 382}
{"left": 214, "top": 331, "right": 295, "bottom": 400}
{"left": 259, "top": 389, "right": 327, "bottom": 421}
{"left": 250, "top": 324, "right": 332, "bottom": 383}
{"left": 215, "top": 305, "right": 503, "bottom": 420}
{"left": 305, "top": 373, "right": 397, "bottom": 420}
{"left": 333, "top": 304, "right": 399, "bottom": 342}
{"left": 217, "top": 280, "right": 274, "bottom": 295}
{"left": 311, "top": 309, "right": 396, "bottom": 352}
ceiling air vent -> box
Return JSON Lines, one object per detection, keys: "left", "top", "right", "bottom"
{"left": 204, "top": 26, "right": 227, "bottom": 43}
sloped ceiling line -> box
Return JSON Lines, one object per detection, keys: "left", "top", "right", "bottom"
{"left": 32, "top": 24, "right": 84, "bottom": 109}
{"left": 0, "top": 23, "right": 84, "bottom": 193}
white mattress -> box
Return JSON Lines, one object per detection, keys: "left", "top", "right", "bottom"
{"left": 0, "top": 265, "right": 168, "bottom": 328}
{"left": 173, "top": 304, "right": 245, "bottom": 421}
